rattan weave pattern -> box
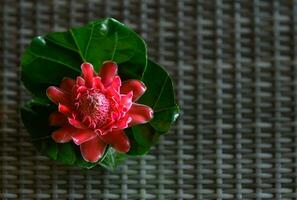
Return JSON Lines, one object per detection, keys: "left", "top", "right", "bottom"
{"left": 1, "top": 0, "right": 297, "bottom": 199}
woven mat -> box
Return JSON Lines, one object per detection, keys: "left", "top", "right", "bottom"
{"left": 1, "top": 0, "right": 297, "bottom": 199}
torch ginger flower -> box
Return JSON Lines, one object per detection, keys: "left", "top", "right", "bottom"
{"left": 46, "top": 61, "right": 153, "bottom": 163}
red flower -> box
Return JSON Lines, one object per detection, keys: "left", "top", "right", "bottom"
{"left": 46, "top": 61, "right": 153, "bottom": 162}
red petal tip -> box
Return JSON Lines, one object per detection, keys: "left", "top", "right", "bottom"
{"left": 68, "top": 118, "right": 86, "bottom": 129}
{"left": 71, "top": 129, "right": 97, "bottom": 145}
{"left": 58, "top": 104, "right": 72, "bottom": 116}
{"left": 128, "top": 103, "right": 154, "bottom": 126}
{"left": 80, "top": 137, "right": 107, "bottom": 163}
{"left": 60, "top": 77, "right": 75, "bottom": 92}
{"left": 49, "top": 112, "right": 67, "bottom": 126}
{"left": 121, "top": 80, "right": 147, "bottom": 101}
{"left": 81, "top": 62, "right": 94, "bottom": 88}
{"left": 99, "top": 61, "right": 118, "bottom": 86}
{"left": 46, "top": 86, "right": 70, "bottom": 105}
{"left": 51, "top": 126, "right": 74, "bottom": 143}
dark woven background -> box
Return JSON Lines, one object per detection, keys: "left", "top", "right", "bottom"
{"left": 1, "top": 0, "right": 297, "bottom": 199}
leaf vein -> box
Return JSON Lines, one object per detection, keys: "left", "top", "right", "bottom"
{"left": 70, "top": 29, "right": 86, "bottom": 62}
{"left": 151, "top": 76, "right": 169, "bottom": 109}
{"left": 45, "top": 37, "right": 79, "bottom": 53}
{"left": 154, "top": 104, "right": 179, "bottom": 113}
{"left": 27, "top": 50, "right": 80, "bottom": 73}
{"left": 84, "top": 23, "right": 95, "bottom": 59}
{"left": 111, "top": 31, "right": 118, "bottom": 60}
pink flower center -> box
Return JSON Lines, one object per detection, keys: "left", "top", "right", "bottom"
{"left": 78, "top": 91, "right": 111, "bottom": 128}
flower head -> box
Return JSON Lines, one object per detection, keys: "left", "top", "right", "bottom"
{"left": 46, "top": 61, "right": 153, "bottom": 162}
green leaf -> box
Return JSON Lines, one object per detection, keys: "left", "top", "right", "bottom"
{"left": 75, "top": 157, "right": 99, "bottom": 169}
{"left": 139, "top": 60, "right": 176, "bottom": 108}
{"left": 57, "top": 143, "right": 77, "bottom": 165}
{"left": 21, "top": 37, "right": 82, "bottom": 100}
{"left": 21, "top": 18, "right": 147, "bottom": 100}
{"left": 20, "top": 100, "right": 56, "bottom": 140}
{"left": 139, "top": 60, "right": 179, "bottom": 133}
{"left": 126, "top": 125, "right": 160, "bottom": 156}
{"left": 68, "top": 18, "right": 147, "bottom": 78}
{"left": 46, "top": 140, "right": 58, "bottom": 160}
{"left": 150, "top": 105, "right": 180, "bottom": 132}
{"left": 99, "top": 147, "right": 126, "bottom": 170}
{"left": 21, "top": 100, "right": 80, "bottom": 165}
{"left": 125, "top": 60, "right": 179, "bottom": 156}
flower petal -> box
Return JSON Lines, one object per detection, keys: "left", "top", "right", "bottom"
{"left": 68, "top": 118, "right": 86, "bottom": 129}
{"left": 72, "top": 129, "right": 97, "bottom": 145}
{"left": 93, "top": 77, "right": 105, "bottom": 91}
{"left": 77, "top": 86, "right": 88, "bottom": 93}
{"left": 76, "top": 76, "right": 85, "bottom": 86}
{"left": 106, "top": 88, "right": 121, "bottom": 103}
{"left": 46, "top": 86, "right": 70, "bottom": 105}
{"left": 81, "top": 62, "right": 94, "bottom": 88}
{"left": 51, "top": 126, "right": 75, "bottom": 143}
{"left": 100, "top": 130, "right": 130, "bottom": 153}
{"left": 58, "top": 104, "right": 72, "bottom": 116}
{"left": 110, "top": 76, "right": 121, "bottom": 92}
{"left": 120, "top": 80, "right": 146, "bottom": 102}
{"left": 127, "top": 103, "right": 154, "bottom": 126}
{"left": 115, "top": 115, "right": 132, "bottom": 130}
{"left": 60, "top": 78, "right": 75, "bottom": 92}
{"left": 72, "top": 85, "right": 87, "bottom": 100}
{"left": 104, "top": 76, "right": 121, "bottom": 103}
{"left": 120, "top": 91, "right": 133, "bottom": 113}
{"left": 80, "top": 137, "right": 106, "bottom": 163}
{"left": 99, "top": 61, "right": 118, "bottom": 87}
{"left": 49, "top": 112, "right": 67, "bottom": 126}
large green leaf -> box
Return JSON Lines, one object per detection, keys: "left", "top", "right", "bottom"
{"left": 139, "top": 60, "right": 179, "bottom": 133}
{"left": 126, "top": 60, "right": 179, "bottom": 156}
{"left": 21, "top": 18, "right": 147, "bottom": 100}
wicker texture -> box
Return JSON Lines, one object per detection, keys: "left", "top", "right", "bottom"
{"left": 1, "top": 0, "right": 297, "bottom": 199}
